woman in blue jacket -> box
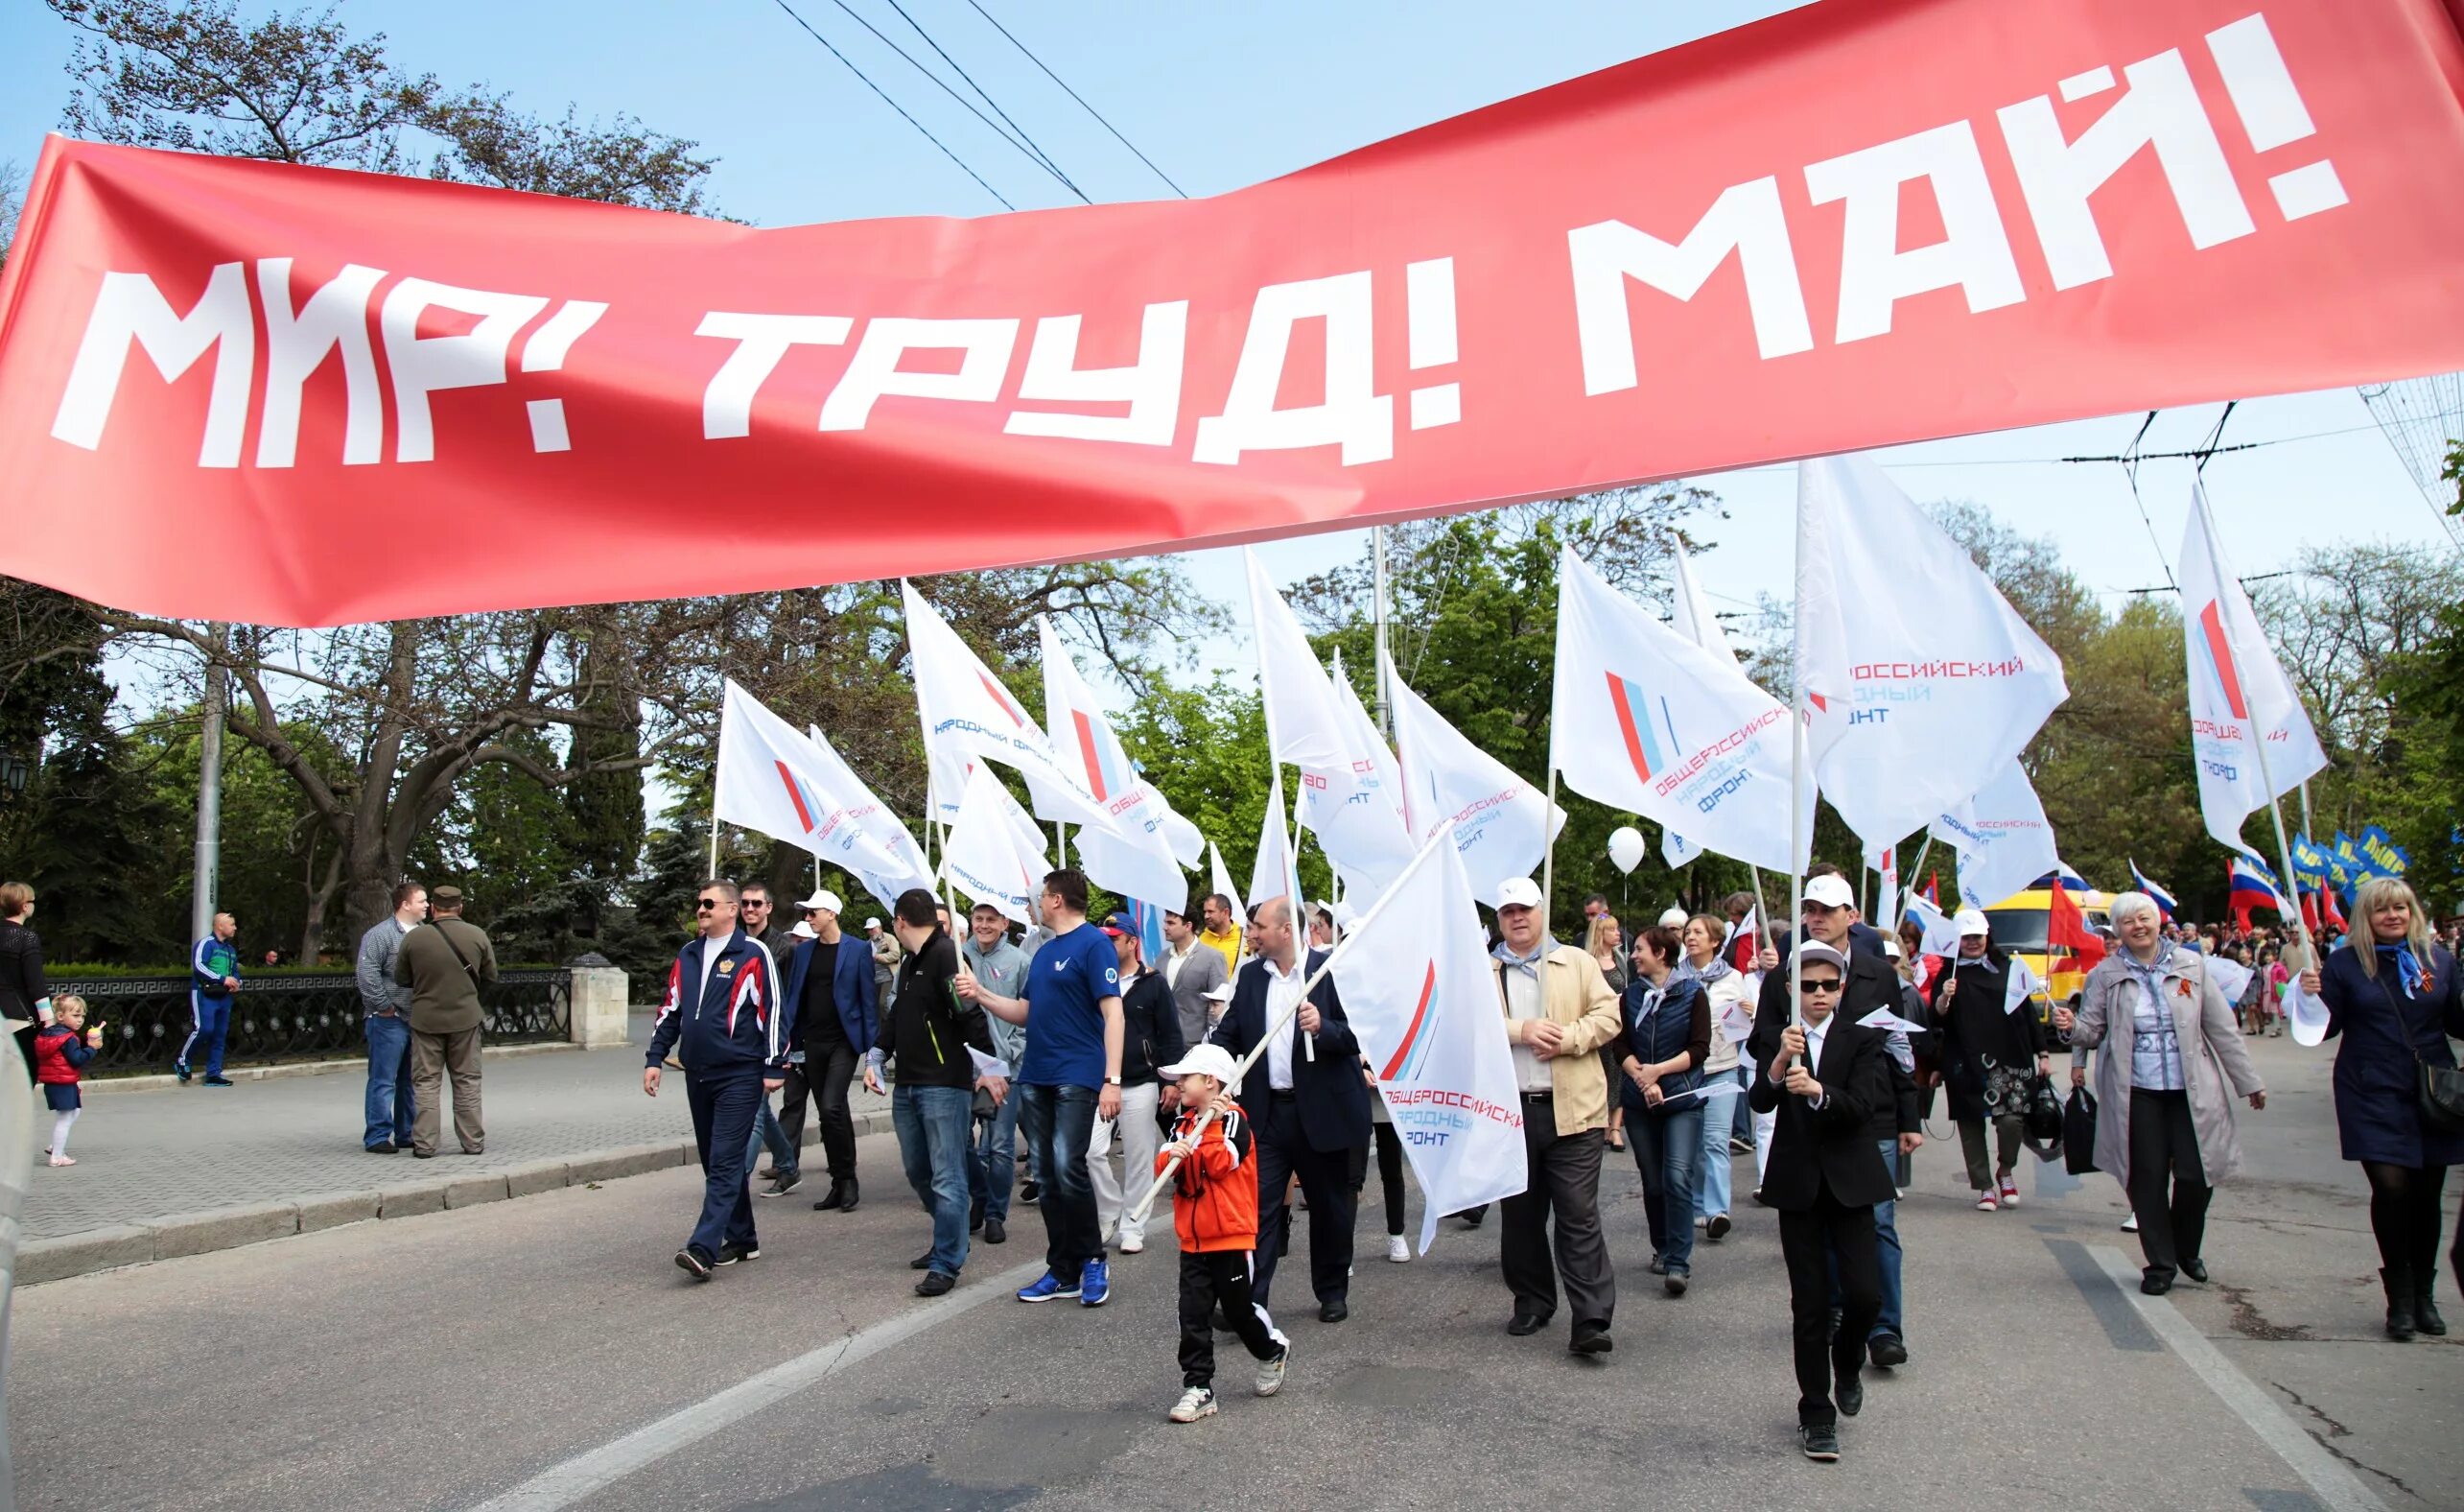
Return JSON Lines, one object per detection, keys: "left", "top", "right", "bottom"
{"left": 1616, "top": 924, "right": 1711, "bottom": 1296}
{"left": 2298, "top": 877, "right": 2464, "bottom": 1340}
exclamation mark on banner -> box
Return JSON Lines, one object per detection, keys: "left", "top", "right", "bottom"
{"left": 519, "top": 299, "right": 610, "bottom": 452}
{"left": 1405, "top": 258, "right": 1461, "bottom": 431}
{"left": 2205, "top": 13, "right": 2347, "bottom": 223}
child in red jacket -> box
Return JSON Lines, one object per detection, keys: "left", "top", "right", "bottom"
{"left": 33, "top": 994, "right": 102, "bottom": 1167}
{"left": 1155, "top": 1044, "right": 1289, "bottom": 1424}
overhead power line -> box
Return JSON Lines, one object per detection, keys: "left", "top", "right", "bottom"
{"left": 876, "top": 0, "right": 1088, "bottom": 201}
{"left": 961, "top": 0, "right": 1189, "bottom": 198}
{"left": 765, "top": 0, "right": 1016, "bottom": 209}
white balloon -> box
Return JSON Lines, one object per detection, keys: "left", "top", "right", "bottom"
{"left": 1607, "top": 825, "right": 1646, "bottom": 875}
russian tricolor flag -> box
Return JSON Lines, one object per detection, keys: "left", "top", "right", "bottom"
{"left": 2227, "top": 854, "right": 2288, "bottom": 918}
{"left": 2127, "top": 859, "right": 2177, "bottom": 919}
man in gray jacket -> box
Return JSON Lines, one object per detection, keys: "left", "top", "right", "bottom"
{"left": 1161, "top": 905, "right": 1229, "bottom": 1051}
{"left": 962, "top": 903, "right": 1030, "bottom": 1245}
{"left": 356, "top": 880, "right": 425, "bottom": 1152}
{"left": 393, "top": 885, "right": 499, "bottom": 1158}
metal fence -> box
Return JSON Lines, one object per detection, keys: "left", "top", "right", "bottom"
{"left": 52, "top": 970, "right": 572, "bottom": 1075}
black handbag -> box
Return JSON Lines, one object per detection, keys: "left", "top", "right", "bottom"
{"left": 2418, "top": 1053, "right": 2464, "bottom": 1136}
{"left": 2061, "top": 1085, "right": 2100, "bottom": 1174}
{"left": 2022, "top": 1073, "right": 2065, "bottom": 1161}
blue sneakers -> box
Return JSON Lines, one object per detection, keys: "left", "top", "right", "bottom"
{"left": 1079, "top": 1257, "right": 1111, "bottom": 1308}
{"left": 1017, "top": 1269, "right": 1082, "bottom": 1304}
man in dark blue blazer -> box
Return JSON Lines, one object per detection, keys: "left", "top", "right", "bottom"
{"left": 1208, "top": 896, "right": 1370, "bottom": 1322}
{"left": 779, "top": 891, "right": 880, "bottom": 1214}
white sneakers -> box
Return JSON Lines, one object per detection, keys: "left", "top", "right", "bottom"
{"left": 1387, "top": 1235, "right": 1411, "bottom": 1264}
{"left": 2121, "top": 1213, "right": 2140, "bottom": 1233}
{"left": 1118, "top": 1235, "right": 1145, "bottom": 1255}
{"left": 1255, "top": 1346, "right": 1288, "bottom": 1396}
{"left": 1168, "top": 1386, "right": 1217, "bottom": 1423}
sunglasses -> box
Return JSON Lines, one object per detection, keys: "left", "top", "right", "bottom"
{"left": 741, "top": 899, "right": 769, "bottom": 908}
{"left": 695, "top": 898, "right": 730, "bottom": 910}
{"left": 1797, "top": 978, "right": 1844, "bottom": 994}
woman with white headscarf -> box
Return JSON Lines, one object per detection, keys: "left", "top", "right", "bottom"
{"left": 2053, "top": 891, "right": 2265, "bottom": 1295}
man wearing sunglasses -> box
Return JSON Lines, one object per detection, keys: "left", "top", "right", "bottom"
{"left": 645, "top": 881, "right": 790, "bottom": 1282}
{"left": 1748, "top": 939, "right": 1895, "bottom": 1464}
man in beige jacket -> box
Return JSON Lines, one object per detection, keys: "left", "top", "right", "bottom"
{"left": 1489, "top": 876, "right": 1625, "bottom": 1356}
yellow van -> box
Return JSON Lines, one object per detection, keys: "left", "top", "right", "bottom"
{"left": 1981, "top": 886, "right": 2113, "bottom": 1016}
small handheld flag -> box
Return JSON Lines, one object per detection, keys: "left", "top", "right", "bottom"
{"left": 2127, "top": 860, "right": 2178, "bottom": 920}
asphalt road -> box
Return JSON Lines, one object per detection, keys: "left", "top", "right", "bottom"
{"left": 9, "top": 1036, "right": 2458, "bottom": 1511}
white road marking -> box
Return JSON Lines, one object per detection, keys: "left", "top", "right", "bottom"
{"left": 2088, "top": 1245, "right": 2387, "bottom": 1512}
{"left": 463, "top": 1259, "right": 1048, "bottom": 1512}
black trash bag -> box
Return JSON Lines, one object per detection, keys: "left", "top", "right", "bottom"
{"left": 2061, "top": 1085, "right": 2100, "bottom": 1174}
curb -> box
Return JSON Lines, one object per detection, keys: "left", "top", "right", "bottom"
{"left": 16, "top": 1109, "right": 898, "bottom": 1286}
{"left": 84, "top": 1039, "right": 593, "bottom": 1096}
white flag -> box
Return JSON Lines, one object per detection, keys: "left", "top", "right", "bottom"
{"left": 1250, "top": 768, "right": 1301, "bottom": 918}
{"left": 903, "top": 581, "right": 1182, "bottom": 906}
{"left": 939, "top": 768, "right": 1050, "bottom": 925}
{"left": 716, "top": 679, "right": 930, "bottom": 908}
{"left": 1796, "top": 455, "right": 2068, "bottom": 854}
{"left": 2003, "top": 956, "right": 2043, "bottom": 1016}
{"left": 1383, "top": 644, "right": 1563, "bottom": 908}
{"left": 1929, "top": 758, "right": 2060, "bottom": 910}
{"left": 1329, "top": 834, "right": 1528, "bottom": 1253}
{"left": 1037, "top": 616, "right": 1203, "bottom": 868}
{"left": 1304, "top": 650, "right": 1418, "bottom": 898}
{"left": 1662, "top": 546, "right": 1737, "bottom": 869}
{"left": 1551, "top": 546, "right": 1809, "bottom": 872}
{"left": 1245, "top": 550, "right": 1349, "bottom": 771}
{"left": 1903, "top": 889, "right": 1961, "bottom": 957}
{"left": 1208, "top": 839, "right": 1245, "bottom": 924}
{"left": 2178, "top": 485, "right": 2327, "bottom": 857}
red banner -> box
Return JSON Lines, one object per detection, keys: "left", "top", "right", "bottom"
{"left": 4, "top": 0, "right": 2462, "bottom": 626}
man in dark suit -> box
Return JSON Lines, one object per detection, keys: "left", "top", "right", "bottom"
{"left": 1208, "top": 895, "right": 1370, "bottom": 1322}
{"left": 1748, "top": 940, "right": 1896, "bottom": 1464}
{"left": 779, "top": 889, "right": 880, "bottom": 1214}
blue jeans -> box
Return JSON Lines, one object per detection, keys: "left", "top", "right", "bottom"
{"left": 1631, "top": 1102, "right": 1704, "bottom": 1276}
{"left": 743, "top": 1091, "right": 796, "bottom": 1178}
{"left": 969, "top": 1087, "right": 1022, "bottom": 1222}
{"left": 893, "top": 1084, "right": 975, "bottom": 1277}
{"left": 1695, "top": 1079, "right": 1740, "bottom": 1219}
{"left": 684, "top": 1073, "right": 762, "bottom": 1257}
{"left": 1828, "top": 1137, "right": 1906, "bottom": 1341}
{"left": 1729, "top": 1065, "right": 1753, "bottom": 1141}
{"left": 363, "top": 1013, "right": 415, "bottom": 1148}
{"left": 1017, "top": 1082, "right": 1103, "bottom": 1277}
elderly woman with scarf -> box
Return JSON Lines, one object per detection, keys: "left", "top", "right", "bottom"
{"left": 1680, "top": 912, "right": 1751, "bottom": 1240}
{"left": 2296, "top": 877, "right": 2464, "bottom": 1339}
{"left": 2054, "top": 892, "right": 2265, "bottom": 1295}
{"left": 1616, "top": 924, "right": 1712, "bottom": 1295}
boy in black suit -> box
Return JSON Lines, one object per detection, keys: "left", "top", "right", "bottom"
{"left": 1748, "top": 940, "right": 1896, "bottom": 1463}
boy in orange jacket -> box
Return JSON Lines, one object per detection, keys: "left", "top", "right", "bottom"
{"left": 1156, "top": 1044, "right": 1290, "bottom": 1423}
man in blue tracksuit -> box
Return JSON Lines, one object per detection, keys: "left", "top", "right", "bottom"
{"left": 645, "top": 882, "right": 791, "bottom": 1280}
{"left": 182, "top": 911, "right": 242, "bottom": 1086}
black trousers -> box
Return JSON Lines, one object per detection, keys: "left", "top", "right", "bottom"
{"left": 1778, "top": 1189, "right": 1879, "bottom": 1427}
{"left": 2127, "top": 1088, "right": 2212, "bottom": 1278}
{"left": 1349, "top": 1122, "right": 1408, "bottom": 1236}
{"left": 1179, "top": 1249, "right": 1286, "bottom": 1387}
{"left": 1252, "top": 1094, "right": 1355, "bottom": 1309}
{"left": 1498, "top": 1099, "right": 1614, "bottom": 1330}
{"left": 779, "top": 1038, "right": 859, "bottom": 1180}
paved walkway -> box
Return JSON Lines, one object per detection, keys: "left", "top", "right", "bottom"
{"left": 25, "top": 1015, "right": 888, "bottom": 1242}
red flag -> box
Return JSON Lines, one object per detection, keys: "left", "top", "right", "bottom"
{"left": 2050, "top": 878, "right": 2106, "bottom": 976}
{"left": 1728, "top": 908, "right": 1760, "bottom": 972}
{"left": 3, "top": 0, "right": 2464, "bottom": 625}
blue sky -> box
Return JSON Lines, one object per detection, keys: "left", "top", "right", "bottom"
{"left": 3, "top": 0, "right": 2455, "bottom": 706}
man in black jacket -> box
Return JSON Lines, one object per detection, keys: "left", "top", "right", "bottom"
{"left": 1207, "top": 895, "right": 1370, "bottom": 1322}
{"left": 1089, "top": 912, "right": 1185, "bottom": 1256}
{"left": 1756, "top": 873, "right": 1926, "bottom": 1371}
{"left": 1748, "top": 940, "right": 1896, "bottom": 1463}
{"left": 864, "top": 888, "right": 1001, "bottom": 1297}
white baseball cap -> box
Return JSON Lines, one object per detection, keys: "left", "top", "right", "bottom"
{"left": 1658, "top": 906, "right": 1690, "bottom": 928}
{"left": 797, "top": 888, "right": 842, "bottom": 915}
{"left": 1954, "top": 908, "right": 1991, "bottom": 937}
{"left": 1804, "top": 875, "right": 1856, "bottom": 910}
{"left": 789, "top": 920, "right": 816, "bottom": 939}
{"left": 1496, "top": 877, "right": 1544, "bottom": 910}
{"left": 1160, "top": 1043, "right": 1239, "bottom": 1084}
{"left": 864, "top": 917, "right": 881, "bottom": 931}
{"left": 1793, "top": 939, "right": 1851, "bottom": 972}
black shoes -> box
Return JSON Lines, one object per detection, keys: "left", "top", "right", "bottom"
{"left": 1319, "top": 1299, "right": 1349, "bottom": 1323}
{"left": 1800, "top": 1423, "right": 1840, "bottom": 1462}
{"left": 1704, "top": 1214, "right": 1732, "bottom": 1240}
{"left": 813, "top": 1177, "right": 859, "bottom": 1213}
{"left": 915, "top": 1271, "right": 956, "bottom": 1297}
{"left": 983, "top": 1217, "right": 1007, "bottom": 1244}
{"left": 1507, "top": 1311, "right": 1547, "bottom": 1337}
{"left": 910, "top": 1252, "right": 935, "bottom": 1270}
{"left": 1664, "top": 1273, "right": 1689, "bottom": 1298}
{"left": 716, "top": 1241, "right": 760, "bottom": 1265}
{"left": 675, "top": 1245, "right": 715, "bottom": 1282}
{"left": 970, "top": 1206, "right": 985, "bottom": 1235}
{"left": 2383, "top": 1267, "right": 2419, "bottom": 1340}
{"left": 412, "top": 1150, "right": 437, "bottom": 1160}
{"left": 1836, "top": 1374, "right": 1864, "bottom": 1417}
{"left": 1867, "top": 1334, "right": 1908, "bottom": 1369}
{"left": 759, "top": 1173, "right": 802, "bottom": 1198}
{"left": 2179, "top": 1257, "right": 2208, "bottom": 1284}
{"left": 2141, "top": 1269, "right": 2174, "bottom": 1296}
{"left": 202, "top": 1075, "right": 234, "bottom": 1087}
{"left": 1569, "top": 1323, "right": 1613, "bottom": 1356}
{"left": 1021, "top": 1178, "right": 1041, "bottom": 1203}
{"left": 365, "top": 1142, "right": 397, "bottom": 1154}
{"left": 1460, "top": 1206, "right": 1486, "bottom": 1229}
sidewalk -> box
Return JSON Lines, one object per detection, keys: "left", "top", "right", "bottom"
{"left": 17, "top": 1015, "right": 890, "bottom": 1278}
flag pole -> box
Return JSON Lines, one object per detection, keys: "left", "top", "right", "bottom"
{"left": 1128, "top": 829, "right": 1448, "bottom": 1226}
{"left": 2194, "top": 488, "right": 2314, "bottom": 964}
{"left": 1539, "top": 765, "right": 1561, "bottom": 939}
{"left": 1786, "top": 470, "right": 1810, "bottom": 1045}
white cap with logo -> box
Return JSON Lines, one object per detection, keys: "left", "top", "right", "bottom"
{"left": 1803, "top": 875, "right": 1856, "bottom": 910}
{"left": 1160, "top": 1043, "right": 1240, "bottom": 1085}
{"left": 1954, "top": 908, "right": 1991, "bottom": 937}
{"left": 798, "top": 888, "right": 842, "bottom": 915}
{"left": 1496, "top": 877, "right": 1544, "bottom": 910}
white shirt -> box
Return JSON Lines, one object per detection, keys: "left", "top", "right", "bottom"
{"left": 1799, "top": 1012, "right": 1833, "bottom": 1107}
{"left": 1261, "top": 956, "right": 1305, "bottom": 1091}
{"left": 1503, "top": 960, "right": 1552, "bottom": 1094}
{"left": 696, "top": 930, "right": 732, "bottom": 1012}
{"left": 1163, "top": 940, "right": 1192, "bottom": 990}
